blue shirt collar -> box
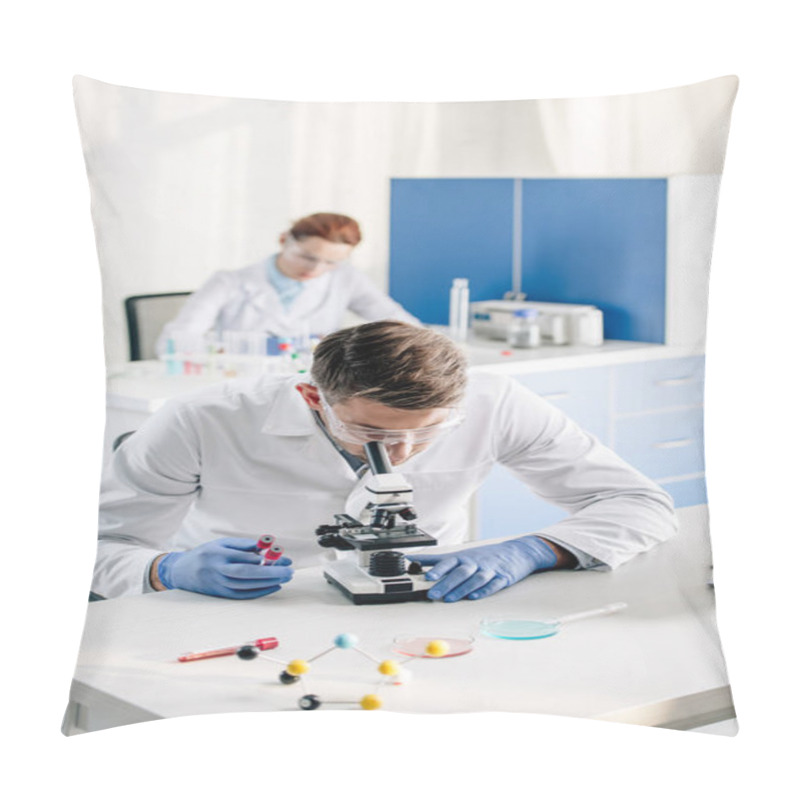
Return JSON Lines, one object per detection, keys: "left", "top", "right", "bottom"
{"left": 266, "top": 254, "right": 305, "bottom": 309}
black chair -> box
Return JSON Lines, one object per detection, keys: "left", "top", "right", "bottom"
{"left": 124, "top": 292, "right": 192, "bottom": 361}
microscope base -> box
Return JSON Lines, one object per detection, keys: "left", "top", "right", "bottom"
{"left": 323, "top": 560, "right": 433, "bottom": 605}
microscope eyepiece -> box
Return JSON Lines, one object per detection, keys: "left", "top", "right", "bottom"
{"left": 364, "top": 441, "right": 393, "bottom": 475}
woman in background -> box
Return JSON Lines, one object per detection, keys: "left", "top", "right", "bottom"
{"left": 156, "top": 212, "right": 418, "bottom": 354}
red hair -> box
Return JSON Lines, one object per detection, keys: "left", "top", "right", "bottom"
{"left": 289, "top": 213, "right": 362, "bottom": 246}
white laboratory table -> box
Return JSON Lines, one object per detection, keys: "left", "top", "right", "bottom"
{"left": 63, "top": 505, "right": 735, "bottom": 735}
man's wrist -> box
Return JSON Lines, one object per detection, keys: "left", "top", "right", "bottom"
{"left": 149, "top": 554, "right": 169, "bottom": 591}
{"left": 535, "top": 537, "right": 578, "bottom": 569}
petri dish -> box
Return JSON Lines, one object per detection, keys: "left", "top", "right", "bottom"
{"left": 391, "top": 635, "right": 475, "bottom": 658}
{"left": 479, "top": 618, "right": 559, "bottom": 640}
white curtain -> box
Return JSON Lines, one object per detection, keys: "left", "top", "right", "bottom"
{"left": 537, "top": 78, "right": 737, "bottom": 174}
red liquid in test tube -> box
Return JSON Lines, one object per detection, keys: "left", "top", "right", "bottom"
{"left": 257, "top": 535, "right": 276, "bottom": 565}
{"left": 178, "top": 637, "right": 279, "bottom": 662}
{"left": 263, "top": 544, "right": 283, "bottom": 563}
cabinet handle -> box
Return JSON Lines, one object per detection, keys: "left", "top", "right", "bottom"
{"left": 655, "top": 377, "right": 696, "bottom": 387}
{"left": 541, "top": 391, "right": 570, "bottom": 400}
{"left": 653, "top": 438, "right": 694, "bottom": 450}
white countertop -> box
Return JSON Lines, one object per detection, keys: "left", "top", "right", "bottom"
{"left": 461, "top": 336, "right": 700, "bottom": 375}
{"left": 66, "top": 506, "right": 733, "bottom": 734}
{"left": 106, "top": 362, "right": 227, "bottom": 412}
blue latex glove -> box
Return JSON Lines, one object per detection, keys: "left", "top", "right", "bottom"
{"left": 408, "top": 536, "right": 558, "bottom": 602}
{"left": 157, "top": 537, "right": 294, "bottom": 599}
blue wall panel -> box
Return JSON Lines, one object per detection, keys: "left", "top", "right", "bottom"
{"left": 389, "top": 179, "right": 515, "bottom": 324}
{"left": 520, "top": 179, "right": 667, "bottom": 342}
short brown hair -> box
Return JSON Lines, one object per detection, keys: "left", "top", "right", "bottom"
{"left": 311, "top": 321, "right": 467, "bottom": 409}
{"left": 290, "top": 213, "right": 362, "bottom": 246}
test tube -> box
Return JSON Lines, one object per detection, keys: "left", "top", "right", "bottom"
{"left": 257, "top": 535, "right": 274, "bottom": 564}
{"left": 165, "top": 338, "right": 180, "bottom": 375}
{"left": 178, "top": 637, "right": 279, "bottom": 662}
{"left": 263, "top": 544, "right": 284, "bottom": 564}
{"left": 449, "top": 278, "right": 470, "bottom": 342}
{"left": 257, "top": 535, "right": 281, "bottom": 565}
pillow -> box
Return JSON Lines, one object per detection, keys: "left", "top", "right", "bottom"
{"left": 64, "top": 75, "right": 739, "bottom": 736}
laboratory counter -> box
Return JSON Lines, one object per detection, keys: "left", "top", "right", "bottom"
{"left": 63, "top": 505, "right": 735, "bottom": 735}
{"left": 107, "top": 337, "right": 701, "bottom": 412}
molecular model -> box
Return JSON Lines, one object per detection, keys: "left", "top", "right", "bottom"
{"left": 236, "top": 632, "right": 454, "bottom": 711}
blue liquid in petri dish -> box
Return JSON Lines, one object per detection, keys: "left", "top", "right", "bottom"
{"left": 480, "top": 619, "right": 559, "bottom": 640}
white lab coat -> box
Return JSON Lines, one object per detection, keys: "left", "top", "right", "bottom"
{"left": 94, "top": 372, "right": 677, "bottom": 598}
{"left": 155, "top": 256, "right": 419, "bottom": 355}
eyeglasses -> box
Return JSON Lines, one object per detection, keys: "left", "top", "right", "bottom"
{"left": 284, "top": 238, "right": 349, "bottom": 269}
{"left": 318, "top": 392, "right": 465, "bottom": 446}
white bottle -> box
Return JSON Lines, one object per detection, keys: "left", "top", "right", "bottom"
{"left": 577, "top": 309, "right": 604, "bottom": 346}
{"left": 507, "top": 309, "right": 541, "bottom": 348}
{"left": 449, "top": 278, "right": 470, "bottom": 342}
{"left": 548, "top": 314, "right": 568, "bottom": 345}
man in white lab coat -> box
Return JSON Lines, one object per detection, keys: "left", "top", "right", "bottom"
{"left": 96, "top": 321, "right": 677, "bottom": 600}
{"left": 155, "top": 212, "right": 418, "bottom": 355}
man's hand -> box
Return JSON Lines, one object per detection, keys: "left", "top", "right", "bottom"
{"left": 153, "top": 537, "right": 294, "bottom": 599}
{"left": 408, "top": 536, "right": 569, "bottom": 602}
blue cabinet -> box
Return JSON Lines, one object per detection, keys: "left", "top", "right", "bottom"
{"left": 475, "top": 356, "right": 707, "bottom": 540}
{"left": 613, "top": 408, "right": 705, "bottom": 479}
{"left": 390, "top": 177, "right": 668, "bottom": 342}
{"left": 612, "top": 355, "right": 707, "bottom": 508}
{"left": 514, "top": 367, "right": 611, "bottom": 443}
{"left": 613, "top": 356, "right": 705, "bottom": 413}
{"left": 389, "top": 179, "right": 515, "bottom": 325}
{"left": 520, "top": 179, "right": 667, "bottom": 343}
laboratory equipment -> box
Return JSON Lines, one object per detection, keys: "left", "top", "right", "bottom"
{"left": 315, "top": 441, "right": 438, "bottom": 604}
{"left": 263, "top": 545, "right": 283, "bottom": 563}
{"left": 236, "top": 631, "right": 462, "bottom": 711}
{"left": 178, "top": 637, "right": 278, "bottom": 662}
{"left": 159, "top": 330, "right": 315, "bottom": 378}
{"left": 392, "top": 634, "right": 474, "bottom": 658}
{"left": 470, "top": 299, "right": 604, "bottom": 346}
{"left": 256, "top": 534, "right": 275, "bottom": 562}
{"left": 257, "top": 535, "right": 286, "bottom": 565}
{"left": 164, "top": 338, "right": 181, "bottom": 375}
{"left": 480, "top": 602, "right": 627, "bottom": 640}
{"left": 449, "top": 278, "right": 470, "bottom": 342}
{"left": 507, "top": 308, "right": 541, "bottom": 348}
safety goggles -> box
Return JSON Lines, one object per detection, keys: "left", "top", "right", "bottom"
{"left": 284, "top": 237, "right": 349, "bottom": 269}
{"left": 318, "top": 392, "right": 465, "bottom": 446}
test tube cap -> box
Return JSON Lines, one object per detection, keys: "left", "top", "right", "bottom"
{"left": 264, "top": 544, "right": 283, "bottom": 561}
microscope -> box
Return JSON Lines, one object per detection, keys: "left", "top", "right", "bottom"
{"left": 315, "top": 441, "right": 437, "bottom": 604}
